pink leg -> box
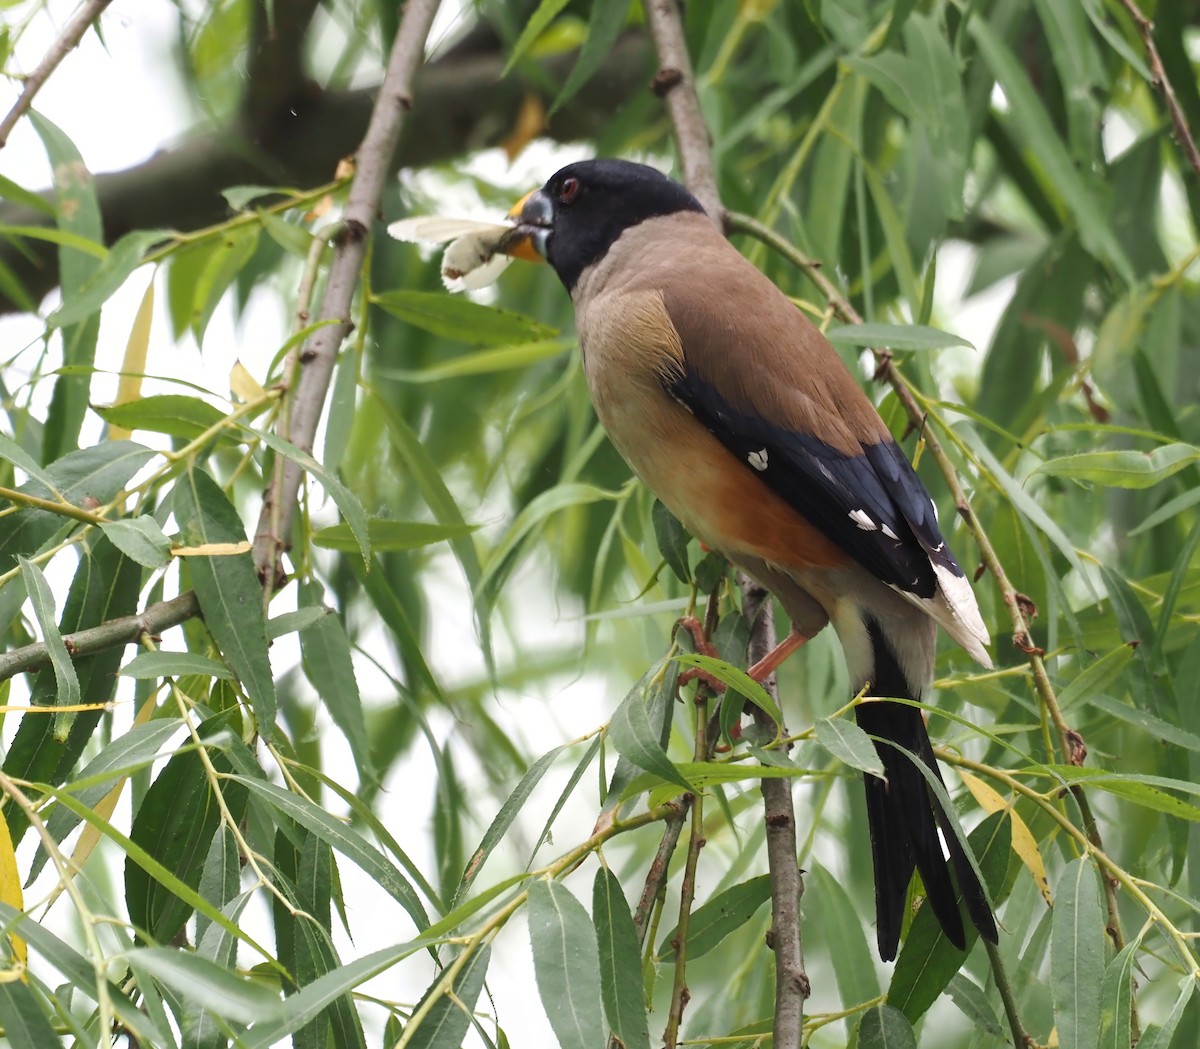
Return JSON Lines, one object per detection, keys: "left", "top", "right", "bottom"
{"left": 746, "top": 629, "right": 808, "bottom": 682}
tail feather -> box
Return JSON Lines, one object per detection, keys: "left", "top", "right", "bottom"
{"left": 857, "top": 622, "right": 998, "bottom": 961}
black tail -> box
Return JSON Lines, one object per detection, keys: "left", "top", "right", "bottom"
{"left": 856, "top": 623, "right": 998, "bottom": 961}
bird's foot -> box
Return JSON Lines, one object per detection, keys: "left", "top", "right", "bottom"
{"left": 675, "top": 615, "right": 726, "bottom": 694}
{"left": 745, "top": 629, "right": 808, "bottom": 682}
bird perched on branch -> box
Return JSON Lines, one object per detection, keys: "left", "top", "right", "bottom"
{"left": 500, "top": 158, "right": 997, "bottom": 961}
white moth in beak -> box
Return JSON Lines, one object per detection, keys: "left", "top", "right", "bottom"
{"left": 386, "top": 216, "right": 518, "bottom": 291}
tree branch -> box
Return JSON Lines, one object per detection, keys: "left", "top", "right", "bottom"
{"left": 643, "top": 0, "right": 721, "bottom": 220}
{"left": 1118, "top": 0, "right": 1200, "bottom": 181}
{"left": 644, "top": 5, "right": 808, "bottom": 1044}
{"left": 0, "top": 591, "right": 200, "bottom": 682}
{"left": 252, "top": 0, "right": 441, "bottom": 586}
{"left": 0, "top": 0, "right": 116, "bottom": 149}
{"left": 743, "top": 579, "right": 809, "bottom": 1048}
{"left": 0, "top": 32, "right": 651, "bottom": 314}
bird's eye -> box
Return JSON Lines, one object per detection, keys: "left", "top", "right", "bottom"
{"left": 559, "top": 177, "right": 581, "bottom": 205}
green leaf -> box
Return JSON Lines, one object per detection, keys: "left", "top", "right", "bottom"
{"left": 945, "top": 972, "right": 1003, "bottom": 1038}
{"left": 98, "top": 515, "right": 172, "bottom": 568}
{"left": 0, "top": 981, "right": 66, "bottom": 1048}
{"left": 190, "top": 227, "right": 260, "bottom": 344}
{"left": 228, "top": 775, "right": 429, "bottom": 930}
{"left": 478, "top": 482, "right": 619, "bottom": 601}
{"left": 1099, "top": 937, "right": 1139, "bottom": 1049}
{"left": 0, "top": 440, "right": 154, "bottom": 572}
{"left": 657, "top": 874, "right": 771, "bottom": 961}
{"left": 0, "top": 172, "right": 55, "bottom": 216}
{"left": 18, "top": 555, "right": 81, "bottom": 740}
{"left": 528, "top": 881, "right": 605, "bottom": 1049}
{"left": 592, "top": 868, "right": 651, "bottom": 1049}
{"left": 127, "top": 947, "right": 282, "bottom": 1025}
{"left": 1051, "top": 858, "right": 1104, "bottom": 1049}
{"left": 825, "top": 323, "right": 972, "bottom": 351}
{"left": 1032, "top": 443, "right": 1200, "bottom": 489}
{"left": 1134, "top": 976, "right": 1195, "bottom": 1049}
{"left": 808, "top": 863, "right": 879, "bottom": 1007}
{"left": 242, "top": 425, "right": 370, "bottom": 567}
{"left": 673, "top": 654, "right": 784, "bottom": 729}
{"left": 372, "top": 290, "right": 558, "bottom": 345}
{"left": 814, "top": 716, "right": 885, "bottom": 777}
{"left": 1057, "top": 644, "right": 1135, "bottom": 711}
{"left": 298, "top": 582, "right": 370, "bottom": 775}
{"left": 502, "top": 0, "right": 572, "bottom": 75}
{"left": 173, "top": 466, "right": 276, "bottom": 728}
{"left": 312, "top": 518, "right": 479, "bottom": 553}
{"left": 457, "top": 745, "right": 563, "bottom": 904}
{"left": 0, "top": 430, "right": 57, "bottom": 493}
{"left": 266, "top": 606, "right": 330, "bottom": 639}
{"left": 969, "top": 18, "right": 1133, "bottom": 282}
{"left": 32, "top": 110, "right": 103, "bottom": 461}
{"left": 889, "top": 812, "right": 1010, "bottom": 1022}
{"left": 120, "top": 650, "right": 234, "bottom": 681}
{"left": 652, "top": 500, "right": 691, "bottom": 583}
{"left": 608, "top": 676, "right": 694, "bottom": 794}
{"left": 378, "top": 337, "right": 572, "bottom": 381}
{"left": 551, "top": 0, "right": 632, "bottom": 113}
{"left": 48, "top": 229, "right": 167, "bottom": 328}
{"left": 404, "top": 945, "right": 492, "bottom": 1049}
{"left": 858, "top": 1004, "right": 917, "bottom": 1049}
{"left": 126, "top": 716, "right": 246, "bottom": 943}
{"left": 241, "top": 941, "right": 426, "bottom": 1049}
{"left": 92, "top": 394, "right": 228, "bottom": 441}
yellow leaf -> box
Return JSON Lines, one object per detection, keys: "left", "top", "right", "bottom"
{"left": 230, "top": 360, "right": 266, "bottom": 403}
{"left": 501, "top": 93, "right": 546, "bottom": 162}
{"left": 107, "top": 277, "right": 155, "bottom": 441}
{"left": 0, "top": 811, "right": 25, "bottom": 974}
{"left": 959, "top": 768, "right": 1052, "bottom": 905}
{"left": 172, "top": 541, "right": 252, "bottom": 557}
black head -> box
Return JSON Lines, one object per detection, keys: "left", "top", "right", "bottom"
{"left": 511, "top": 159, "right": 706, "bottom": 292}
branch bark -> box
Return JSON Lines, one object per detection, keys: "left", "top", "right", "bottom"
{"left": 742, "top": 580, "right": 809, "bottom": 1048}
{"left": 0, "top": 0, "right": 116, "bottom": 149}
{"left": 1118, "top": 0, "right": 1200, "bottom": 181}
{"left": 0, "top": 591, "right": 199, "bottom": 682}
{"left": 0, "top": 31, "right": 651, "bottom": 314}
{"left": 251, "top": 0, "right": 441, "bottom": 586}
{"left": 644, "top": 4, "right": 808, "bottom": 1044}
{"left": 643, "top": 0, "right": 721, "bottom": 220}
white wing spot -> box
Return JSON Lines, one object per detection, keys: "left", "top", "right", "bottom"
{"left": 881, "top": 524, "right": 900, "bottom": 540}
{"left": 748, "top": 448, "right": 769, "bottom": 471}
{"left": 849, "top": 509, "right": 877, "bottom": 531}
{"left": 929, "top": 497, "right": 940, "bottom": 521}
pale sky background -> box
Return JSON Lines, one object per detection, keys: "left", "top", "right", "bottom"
{"left": 0, "top": 2, "right": 1036, "bottom": 1046}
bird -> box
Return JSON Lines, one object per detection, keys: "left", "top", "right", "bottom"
{"left": 498, "top": 158, "right": 998, "bottom": 962}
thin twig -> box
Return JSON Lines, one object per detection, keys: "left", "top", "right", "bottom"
{"left": 631, "top": 799, "right": 690, "bottom": 943}
{"left": 643, "top": 0, "right": 722, "bottom": 221}
{"left": 1118, "top": 0, "right": 1200, "bottom": 181}
{"left": 251, "top": 0, "right": 441, "bottom": 588}
{"left": 725, "top": 207, "right": 1129, "bottom": 957}
{"left": 0, "top": 0, "right": 116, "bottom": 149}
{"left": 0, "top": 591, "right": 200, "bottom": 682}
{"left": 984, "top": 940, "right": 1034, "bottom": 1049}
{"left": 743, "top": 579, "right": 809, "bottom": 1047}
{"left": 663, "top": 692, "right": 708, "bottom": 1048}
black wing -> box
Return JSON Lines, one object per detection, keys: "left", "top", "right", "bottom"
{"left": 669, "top": 368, "right": 967, "bottom": 598}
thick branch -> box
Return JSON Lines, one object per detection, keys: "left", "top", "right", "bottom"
{"left": 0, "top": 591, "right": 200, "bottom": 682}
{"left": 1118, "top": 0, "right": 1200, "bottom": 181}
{"left": 252, "top": 0, "right": 441, "bottom": 585}
{"left": 0, "top": 0, "right": 116, "bottom": 149}
{"left": 643, "top": 0, "right": 721, "bottom": 220}
{"left": 243, "top": 0, "right": 324, "bottom": 131}
{"left": 0, "top": 32, "right": 651, "bottom": 314}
